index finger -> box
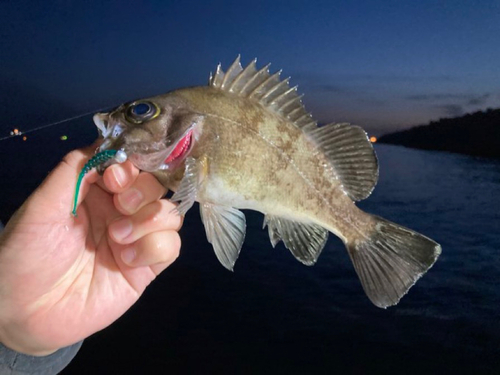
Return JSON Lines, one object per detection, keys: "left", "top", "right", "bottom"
{"left": 100, "top": 161, "right": 140, "bottom": 193}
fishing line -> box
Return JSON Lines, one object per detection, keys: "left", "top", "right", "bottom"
{"left": 0, "top": 105, "right": 115, "bottom": 142}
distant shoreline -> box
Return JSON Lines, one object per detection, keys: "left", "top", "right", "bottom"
{"left": 377, "top": 108, "right": 500, "bottom": 159}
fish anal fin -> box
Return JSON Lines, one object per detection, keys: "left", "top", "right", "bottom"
{"left": 264, "top": 215, "right": 328, "bottom": 266}
{"left": 262, "top": 215, "right": 280, "bottom": 248}
{"left": 200, "top": 203, "right": 246, "bottom": 271}
{"left": 346, "top": 215, "right": 441, "bottom": 308}
{"left": 308, "top": 122, "right": 379, "bottom": 201}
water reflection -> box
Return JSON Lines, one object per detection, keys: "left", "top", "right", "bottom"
{"left": 3, "top": 140, "right": 498, "bottom": 374}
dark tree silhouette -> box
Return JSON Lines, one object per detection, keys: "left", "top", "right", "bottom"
{"left": 378, "top": 108, "right": 500, "bottom": 158}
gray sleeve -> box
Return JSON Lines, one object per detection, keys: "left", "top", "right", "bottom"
{"left": 0, "top": 341, "right": 83, "bottom": 375}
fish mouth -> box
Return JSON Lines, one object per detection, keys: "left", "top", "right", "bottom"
{"left": 93, "top": 112, "right": 195, "bottom": 173}
{"left": 94, "top": 113, "right": 111, "bottom": 138}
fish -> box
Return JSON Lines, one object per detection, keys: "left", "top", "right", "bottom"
{"left": 93, "top": 56, "right": 441, "bottom": 308}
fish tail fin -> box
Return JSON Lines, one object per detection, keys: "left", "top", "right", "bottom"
{"left": 345, "top": 215, "right": 441, "bottom": 308}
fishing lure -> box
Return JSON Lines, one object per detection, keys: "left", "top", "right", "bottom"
{"left": 71, "top": 149, "right": 127, "bottom": 216}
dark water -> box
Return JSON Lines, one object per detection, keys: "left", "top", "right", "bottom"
{"left": 2, "top": 142, "right": 500, "bottom": 374}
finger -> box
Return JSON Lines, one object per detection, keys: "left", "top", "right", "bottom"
{"left": 100, "top": 161, "right": 140, "bottom": 194}
{"left": 120, "top": 230, "right": 181, "bottom": 272}
{"left": 114, "top": 173, "right": 167, "bottom": 215}
{"left": 108, "top": 200, "right": 183, "bottom": 244}
{"left": 31, "top": 141, "right": 100, "bottom": 219}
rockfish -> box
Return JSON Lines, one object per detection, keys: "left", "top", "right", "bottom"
{"left": 94, "top": 56, "right": 441, "bottom": 308}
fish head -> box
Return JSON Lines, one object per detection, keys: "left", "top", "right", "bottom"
{"left": 94, "top": 94, "right": 204, "bottom": 173}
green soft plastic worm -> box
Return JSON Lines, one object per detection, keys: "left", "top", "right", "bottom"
{"left": 72, "top": 149, "right": 127, "bottom": 216}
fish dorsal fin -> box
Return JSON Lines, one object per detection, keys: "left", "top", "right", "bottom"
{"left": 263, "top": 215, "right": 329, "bottom": 266}
{"left": 209, "top": 56, "right": 316, "bottom": 129}
{"left": 200, "top": 203, "right": 246, "bottom": 271}
{"left": 210, "top": 57, "right": 378, "bottom": 201}
{"left": 307, "top": 123, "right": 379, "bottom": 201}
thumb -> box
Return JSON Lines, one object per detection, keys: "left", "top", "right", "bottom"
{"left": 30, "top": 142, "right": 100, "bottom": 219}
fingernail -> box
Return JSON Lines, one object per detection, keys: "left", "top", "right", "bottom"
{"left": 112, "top": 166, "right": 127, "bottom": 188}
{"left": 119, "top": 188, "right": 143, "bottom": 212}
{"left": 121, "top": 247, "right": 136, "bottom": 265}
{"left": 110, "top": 218, "right": 133, "bottom": 241}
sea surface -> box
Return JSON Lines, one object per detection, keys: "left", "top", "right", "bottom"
{"left": 1, "top": 139, "right": 499, "bottom": 374}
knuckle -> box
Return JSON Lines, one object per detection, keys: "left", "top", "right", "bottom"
{"left": 62, "top": 149, "right": 84, "bottom": 169}
{"left": 142, "top": 201, "right": 164, "bottom": 226}
{"left": 160, "top": 198, "right": 178, "bottom": 212}
{"left": 139, "top": 172, "right": 157, "bottom": 185}
{"left": 159, "top": 201, "right": 183, "bottom": 228}
{"left": 172, "top": 232, "right": 181, "bottom": 254}
{"left": 158, "top": 232, "right": 181, "bottom": 264}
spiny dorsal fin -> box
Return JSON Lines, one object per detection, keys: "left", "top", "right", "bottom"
{"left": 209, "top": 56, "right": 316, "bottom": 129}
{"left": 210, "top": 57, "right": 378, "bottom": 201}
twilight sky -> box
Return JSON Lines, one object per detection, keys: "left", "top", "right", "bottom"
{"left": 1, "top": 0, "right": 499, "bottom": 137}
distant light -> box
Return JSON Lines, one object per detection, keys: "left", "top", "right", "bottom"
{"left": 370, "top": 136, "right": 377, "bottom": 143}
{"left": 22, "top": 136, "right": 27, "bottom": 141}
{"left": 60, "top": 135, "right": 68, "bottom": 141}
{"left": 10, "top": 128, "right": 22, "bottom": 136}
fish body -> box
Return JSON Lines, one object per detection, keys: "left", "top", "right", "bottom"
{"left": 170, "top": 87, "right": 361, "bottom": 233}
{"left": 94, "top": 57, "right": 441, "bottom": 308}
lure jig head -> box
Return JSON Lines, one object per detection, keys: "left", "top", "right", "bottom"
{"left": 72, "top": 149, "right": 127, "bottom": 216}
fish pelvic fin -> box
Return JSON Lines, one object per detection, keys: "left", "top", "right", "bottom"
{"left": 346, "top": 215, "right": 441, "bottom": 308}
{"left": 200, "top": 203, "right": 246, "bottom": 271}
{"left": 263, "top": 215, "right": 329, "bottom": 266}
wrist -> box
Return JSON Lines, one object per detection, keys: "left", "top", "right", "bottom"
{"left": 0, "top": 341, "right": 83, "bottom": 374}
{"left": 0, "top": 324, "right": 58, "bottom": 357}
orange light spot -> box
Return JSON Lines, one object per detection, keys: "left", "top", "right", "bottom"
{"left": 22, "top": 136, "right": 27, "bottom": 141}
{"left": 370, "top": 136, "right": 377, "bottom": 143}
{"left": 13, "top": 128, "right": 19, "bottom": 135}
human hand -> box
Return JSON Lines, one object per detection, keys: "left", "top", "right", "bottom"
{"left": 0, "top": 144, "right": 181, "bottom": 356}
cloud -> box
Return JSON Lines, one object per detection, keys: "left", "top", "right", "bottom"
{"left": 293, "top": 71, "right": 456, "bottom": 87}
{"left": 288, "top": 72, "right": 349, "bottom": 94}
{"left": 312, "top": 84, "right": 347, "bottom": 93}
{"left": 363, "top": 74, "right": 455, "bottom": 83}
{"left": 467, "top": 93, "right": 490, "bottom": 105}
{"left": 407, "top": 92, "right": 493, "bottom": 119}
{"left": 406, "top": 93, "right": 469, "bottom": 101}
{"left": 435, "top": 104, "right": 464, "bottom": 117}
{"left": 405, "top": 92, "right": 491, "bottom": 105}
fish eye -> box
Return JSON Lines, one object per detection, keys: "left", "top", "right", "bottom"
{"left": 125, "top": 101, "right": 160, "bottom": 123}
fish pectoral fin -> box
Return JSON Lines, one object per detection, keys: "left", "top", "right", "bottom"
{"left": 263, "top": 215, "right": 329, "bottom": 266}
{"left": 200, "top": 203, "right": 246, "bottom": 271}
{"left": 171, "top": 157, "right": 201, "bottom": 215}
{"left": 346, "top": 215, "right": 441, "bottom": 308}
